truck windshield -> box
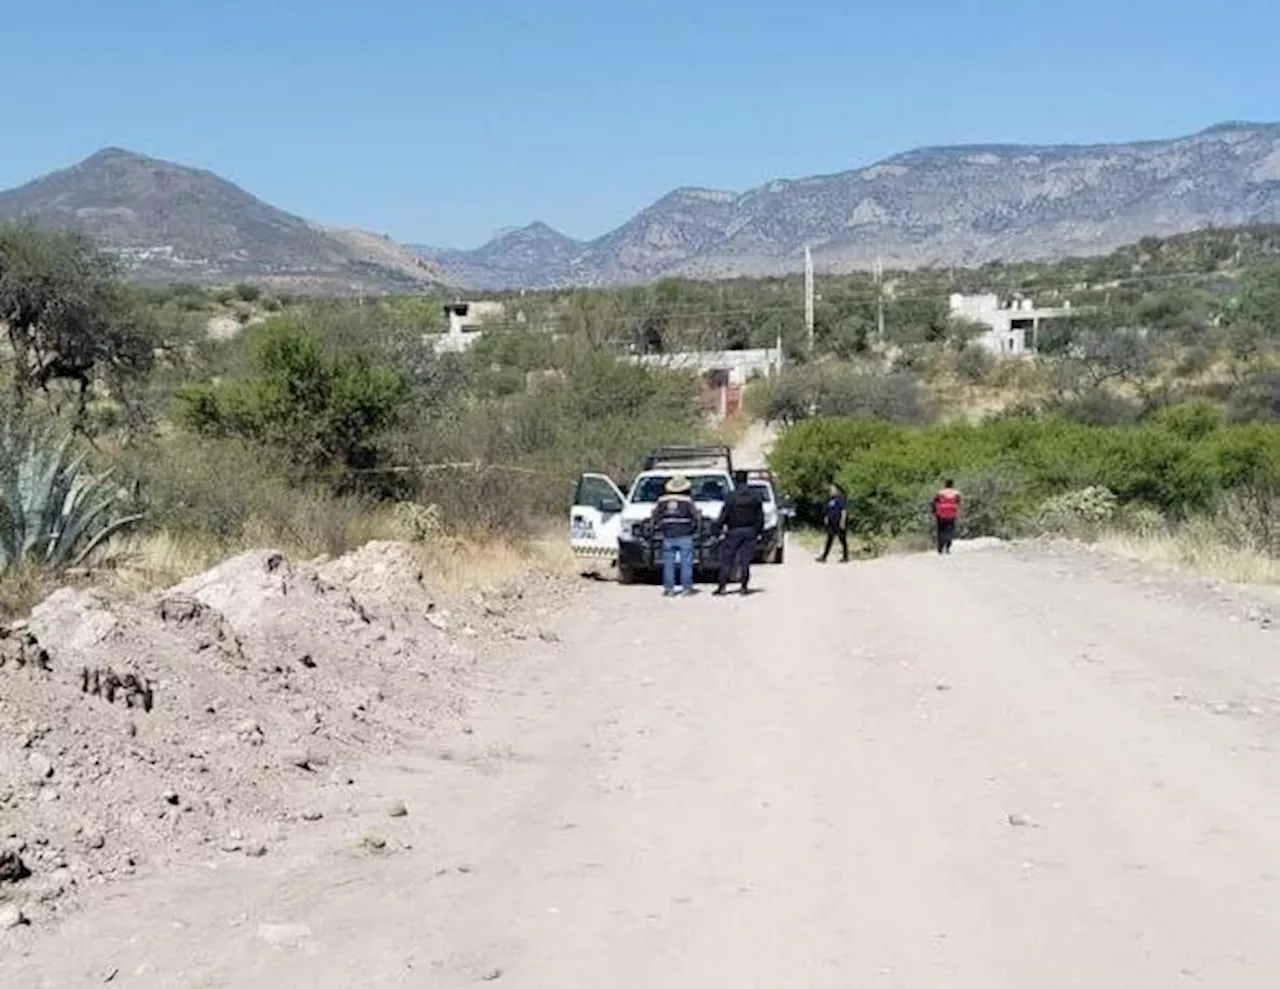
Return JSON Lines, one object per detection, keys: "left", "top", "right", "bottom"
{"left": 749, "top": 482, "right": 775, "bottom": 504}
{"left": 632, "top": 474, "right": 731, "bottom": 504}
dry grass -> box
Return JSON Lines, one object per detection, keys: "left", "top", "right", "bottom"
{"left": 708, "top": 410, "right": 751, "bottom": 449}
{"left": 410, "top": 528, "right": 577, "bottom": 595}
{"left": 33, "top": 515, "right": 578, "bottom": 614}
{"left": 1095, "top": 528, "right": 1280, "bottom": 586}
{"left": 0, "top": 565, "right": 58, "bottom": 623}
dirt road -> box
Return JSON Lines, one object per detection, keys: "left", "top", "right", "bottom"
{"left": 8, "top": 541, "right": 1280, "bottom": 987}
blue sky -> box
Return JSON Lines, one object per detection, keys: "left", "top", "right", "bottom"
{"left": 2, "top": 0, "right": 1277, "bottom": 248}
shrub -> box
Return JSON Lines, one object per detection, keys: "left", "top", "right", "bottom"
{"left": 954, "top": 344, "right": 995, "bottom": 384}
{"left": 118, "top": 434, "right": 386, "bottom": 557}
{"left": 1034, "top": 486, "right": 1120, "bottom": 537}
{"left": 1152, "top": 400, "right": 1223, "bottom": 440}
{"left": 770, "top": 409, "right": 1279, "bottom": 543}
{"left": 176, "top": 321, "right": 411, "bottom": 484}
{"left": 758, "top": 364, "right": 930, "bottom": 426}
{"left": 1057, "top": 390, "right": 1142, "bottom": 426}
{"left": 1227, "top": 369, "right": 1280, "bottom": 423}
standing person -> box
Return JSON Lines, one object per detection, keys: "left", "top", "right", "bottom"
{"left": 651, "top": 475, "right": 698, "bottom": 596}
{"left": 931, "top": 479, "right": 962, "bottom": 555}
{"left": 817, "top": 482, "right": 850, "bottom": 563}
{"left": 715, "top": 479, "right": 765, "bottom": 596}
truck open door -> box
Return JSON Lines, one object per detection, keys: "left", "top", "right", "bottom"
{"left": 571, "top": 472, "right": 625, "bottom": 569}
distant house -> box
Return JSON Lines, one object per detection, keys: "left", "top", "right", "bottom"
{"left": 431, "top": 300, "right": 506, "bottom": 354}
{"left": 627, "top": 340, "right": 785, "bottom": 419}
{"left": 949, "top": 293, "right": 1074, "bottom": 356}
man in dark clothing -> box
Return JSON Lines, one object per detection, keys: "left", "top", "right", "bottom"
{"left": 651, "top": 475, "right": 699, "bottom": 596}
{"left": 715, "top": 480, "right": 765, "bottom": 596}
{"left": 817, "top": 482, "right": 849, "bottom": 563}
{"left": 931, "top": 479, "right": 962, "bottom": 555}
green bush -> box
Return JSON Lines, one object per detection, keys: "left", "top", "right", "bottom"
{"left": 176, "top": 321, "right": 410, "bottom": 484}
{"left": 769, "top": 408, "right": 1280, "bottom": 544}
{"left": 1034, "top": 486, "right": 1120, "bottom": 538}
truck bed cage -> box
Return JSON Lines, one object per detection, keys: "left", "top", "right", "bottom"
{"left": 642, "top": 445, "right": 734, "bottom": 473}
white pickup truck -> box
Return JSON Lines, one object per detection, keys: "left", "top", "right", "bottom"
{"left": 571, "top": 446, "right": 735, "bottom": 584}
{"left": 571, "top": 447, "right": 792, "bottom": 582}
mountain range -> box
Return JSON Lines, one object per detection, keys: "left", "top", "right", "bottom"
{"left": 0, "top": 148, "right": 446, "bottom": 294}
{"left": 418, "top": 121, "right": 1280, "bottom": 289}
{"left": 3, "top": 122, "right": 1279, "bottom": 294}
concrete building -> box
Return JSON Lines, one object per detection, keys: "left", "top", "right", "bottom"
{"left": 430, "top": 300, "right": 507, "bottom": 354}
{"left": 627, "top": 341, "right": 784, "bottom": 386}
{"left": 627, "top": 341, "right": 785, "bottom": 420}
{"left": 949, "top": 293, "right": 1074, "bottom": 356}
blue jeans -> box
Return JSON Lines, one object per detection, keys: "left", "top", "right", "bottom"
{"left": 661, "top": 536, "right": 695, "bottom": 594}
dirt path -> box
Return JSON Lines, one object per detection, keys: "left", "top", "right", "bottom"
{"left": 8, "top": 541, "right": 1280, "bottom": 987}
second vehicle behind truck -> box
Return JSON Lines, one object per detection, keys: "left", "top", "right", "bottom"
{"left": 571, "top": 446, "right": 792, "bottom": 583}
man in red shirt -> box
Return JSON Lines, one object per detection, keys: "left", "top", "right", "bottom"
{"left": 931, "top": 480, "right": 961, "bottom": 555}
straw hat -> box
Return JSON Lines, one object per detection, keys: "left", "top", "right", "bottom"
{"left": 665, "top": 475, "right": 692, "bottom": 494}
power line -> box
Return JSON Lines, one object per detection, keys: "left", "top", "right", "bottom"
{"left": 448, "top": 266, "right": 1248, "bottom": 339}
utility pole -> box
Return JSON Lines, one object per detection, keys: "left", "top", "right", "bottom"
{"left": 875, "top": 257, "right": 886, "bottom": 343}
{"left": 804, "top": 246, "right": 815, "bottom": 353}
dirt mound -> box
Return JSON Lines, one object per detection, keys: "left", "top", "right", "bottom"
{"left": 0, "top": 542, "right": 559, "bottom": 926}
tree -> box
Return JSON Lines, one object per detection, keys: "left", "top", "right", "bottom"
{"left": 1073, "top": 326, "right": 1154, "bottom": 388}
{"left": 0, "top": 225, "right": 153, "bottom": 416}
{"left": 176, "top": 321, "right": 410, "bottom": 482}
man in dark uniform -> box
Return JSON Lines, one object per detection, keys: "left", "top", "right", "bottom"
{"left": 715, "top": 479, "right": 765, "bottom": 596}
{"left": 817, "top": 482, "right": 850, "bottom": 563}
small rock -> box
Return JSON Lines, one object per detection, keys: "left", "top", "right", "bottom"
{"left": 0, "top": 851, "right": 31, "bottom": 884}
{"left": 283, "top": 747, "right": 319, "bottom": 771}
{"left": 362, "top": 835, "right": 387, "bottom": 852}
{"left": 538, "top": 629, "right": 560, "bottom": 644}
{"left": 387, "top": 800, "right": 409, "bottom": 819}
{"left": 85, "top": 832, "right": 106, "bottom": 851}
{"left": 1007, "top": 812, "right": 1040, "bottom": 829}
{"left": 27, "top": 753, "right": 54, "bottom": 780}
{"left": 0, "top": 903, "right": 27, "bottom": 930}
{"left": 301, "top": 810, "right": 324, "bottom": 822}
{"left": 243, "top": 843, "right": 268, "bottom": 858}
{"left": 935, "top": 682, "right": 952, "bottom": 692}
{"left": 482, "top": 968, "right": 504, "bottom": 981}
{"left": 296, "top": 653, "right": 317, "bottom": 669}
{"left": 101, "top": 966, "right": 119, "bottom": 983}
{"left": 256, "top": 922, "right": 312, "bottom": 947}
{"left": 236, "top": 721, "right": 265, "bottom": 746}
{"left": 163, "top": 791, "right": 180, "bottom": 806}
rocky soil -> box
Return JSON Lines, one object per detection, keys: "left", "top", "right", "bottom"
{"left": 0, "top": 541, "right": 571, "bottom": 931}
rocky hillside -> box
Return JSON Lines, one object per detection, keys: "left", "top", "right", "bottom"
{"left": 423, "top": 122, "right": 1280, "bottom": 288}
{"left": 0, "top": 149, "right": 447, "bottom": 294}
{"left": 415, "top": 222, "right": 585, "bottom": 290}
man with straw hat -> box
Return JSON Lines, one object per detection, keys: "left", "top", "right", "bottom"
{"left": 651, "top": 474, "right": 699, "bottom": 597}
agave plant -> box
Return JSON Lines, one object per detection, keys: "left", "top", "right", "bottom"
{"left": 0, "top": 421, "right": 144, "bottom": 573}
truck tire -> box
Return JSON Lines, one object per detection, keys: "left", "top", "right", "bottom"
{"left": 772, "top": 542, "right": 785, "bottom": 565}
{"left": 618, "top": 564, "right": 638, "bottom": 585}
